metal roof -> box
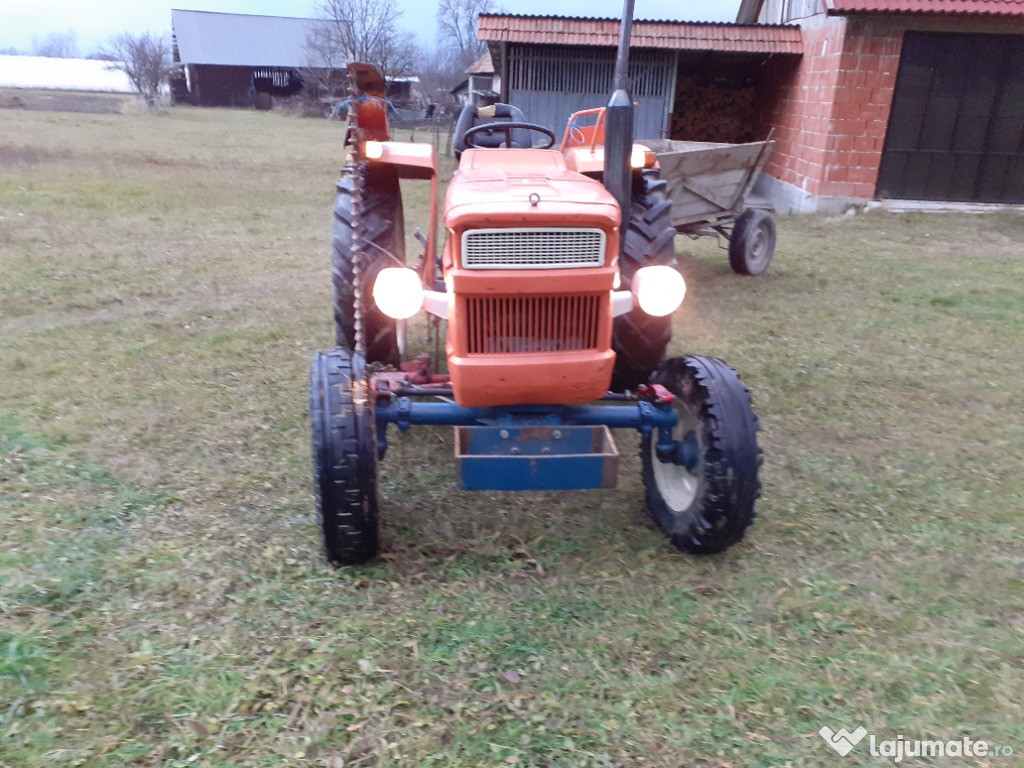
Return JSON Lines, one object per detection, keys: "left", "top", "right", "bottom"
{"left": 824, "top": 0, "right": 1024, "bottom": 14}
{"left": 172, "top": 9, "right": 331, "bottom": 67}
{"left": 477, "top": 15, "right": 803, "bottom": 55}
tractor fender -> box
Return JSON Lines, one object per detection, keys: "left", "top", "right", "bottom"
{"left": 364, "top": 141, "right": 438, "bottom": 181}
{"left": 562, "top": 144, "right": 661, "bottom": 176}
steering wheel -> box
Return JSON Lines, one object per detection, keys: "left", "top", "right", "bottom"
{"left": 462, "top": 121, "right": 557, "bottom": 150}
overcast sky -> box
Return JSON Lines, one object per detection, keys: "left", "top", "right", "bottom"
{"left": 0, "top": 0, "right": 741, "bottom": 57}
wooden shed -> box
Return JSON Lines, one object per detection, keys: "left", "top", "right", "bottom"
{"left": 478, "top": 15, "right": 802, "bottom": 141}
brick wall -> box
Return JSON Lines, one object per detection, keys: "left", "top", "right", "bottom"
{"left": 821, "top": 19, "right": 904, "bottom": 198}
{"left": 761, "top": 16, "right": 904, "bottom": 202}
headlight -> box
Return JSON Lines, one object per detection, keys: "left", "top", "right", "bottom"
{"left": 373, "top": 268, "right": 423, "bottom": 319}
{"left": 632, "top": 265, "right": 686, "bottom": 317}
{"left": 630, "top": 144, "right": 656, "bottom": 169}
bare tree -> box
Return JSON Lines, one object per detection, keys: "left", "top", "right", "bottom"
{"left": 415, "top": 46, "right": 465, "bottom": 108}
{"left": 33, "top": 29, "right": 79, "bottom": 58}
{"left": 302, "top": 21, "right": 349, "bottom": 102}
{"left": 104, "top": 32, "right": 175, "bottom": 110}
{"left": 310, "top": 0, "right": 417, "bottom": 83}
{"left": 436, "top": 0, "right": 494, "bottom": 69}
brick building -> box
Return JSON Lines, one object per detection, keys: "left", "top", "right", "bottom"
{"left": 746, "top": 0, "right": 1024, "bottom": 211}
{"left": 479, "top": 3, "right": 1024, "bottom": 212}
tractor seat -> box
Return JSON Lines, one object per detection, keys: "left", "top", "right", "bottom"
{"left": 454, "top": 103, "right": 532, "bottom": 158}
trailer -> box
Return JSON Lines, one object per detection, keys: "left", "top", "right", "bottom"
{"left": 559, "top": 108, "right": 778, "bottom": 276}
{"left": 643, "top": 137, "right": 778, "bottom": 276}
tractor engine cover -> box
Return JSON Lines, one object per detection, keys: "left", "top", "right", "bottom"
{"left": 443, "top": 149, "right": 623, "bottom": 408}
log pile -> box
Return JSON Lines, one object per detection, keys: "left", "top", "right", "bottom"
{"left": 670, "top": 74, "right": 757, "bottom": 144}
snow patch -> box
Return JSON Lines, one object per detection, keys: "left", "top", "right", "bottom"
{"left": 0, "top": 55, "right": 134, "bottom": 93}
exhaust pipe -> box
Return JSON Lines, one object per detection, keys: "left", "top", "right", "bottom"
{"left": 603, "top": 0, "right": 636, "bottom": 247}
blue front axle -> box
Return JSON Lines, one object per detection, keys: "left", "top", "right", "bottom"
{"left": 375, "top": 397, "right": 677, "bottom": 436}
{"left": 373, "top": 396, "right": 680, "bottom": 491}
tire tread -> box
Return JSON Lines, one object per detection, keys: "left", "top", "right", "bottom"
{"left": 310, "top": 349, "right": 380, "bottom": 565}
{"left": 643, "top": 355, "right": 761, "bottom": 554}
{"left": 611, "top": 170, "right": 679, "bottom": 391}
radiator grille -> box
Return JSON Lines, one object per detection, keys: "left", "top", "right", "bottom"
{"left": 462, "top": 228, "right": 605, "bottom": 269}
{"left": 465, "top": 294, "right": 602, "bottom": 354}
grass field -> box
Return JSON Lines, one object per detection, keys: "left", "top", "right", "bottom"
{"left": 1, "top": 100, "right": 1023, "bottom": 768}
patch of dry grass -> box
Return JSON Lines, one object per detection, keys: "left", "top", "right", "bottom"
{"left": 0, "top": 88, "right": 135, "bottom": 114}
{"left": 1, "top": 104, "right": 1022, "bottom": 767}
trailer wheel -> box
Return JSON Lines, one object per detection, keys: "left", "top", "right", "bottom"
{"left": 310, "top": 348, "right": 381, "bottom": 565}
{"left": 332, "top": 162, "right": 406, "bottom": 365}
{"left": 728, "top": 209, "right": 775, "bottom": 276}
{"left": 611, "top": 170, "right": 678, "bottom": 391}
{"left": 642, "top": 355, "right": 760, "bottom": 554}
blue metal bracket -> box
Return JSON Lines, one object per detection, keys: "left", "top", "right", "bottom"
{"left": 456, "top": 424, "right": 619, "bottom": 491}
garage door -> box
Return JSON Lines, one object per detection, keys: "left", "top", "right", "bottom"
{"left": 877, "top": 31, "right": 1024, "bottom": 203}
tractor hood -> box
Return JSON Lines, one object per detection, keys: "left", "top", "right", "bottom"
{"left": 445, "top": 149, "right": 621, "bottom": 231}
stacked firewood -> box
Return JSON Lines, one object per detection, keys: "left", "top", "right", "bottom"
{"left": 670, "top": 74, "right": 757, "bottom": 144}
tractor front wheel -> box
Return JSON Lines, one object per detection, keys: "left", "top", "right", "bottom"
{"left": 310, "top": 348, "right": 381, "bottom": 565}
{"left": 642, "top": 355, "right": 761, "bottom": 554}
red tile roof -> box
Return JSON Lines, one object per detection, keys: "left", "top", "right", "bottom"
{"left": 465, "top": 51, "right": 494, "bottom": 75}
{"left": 477, "top": 15, "right": 804, "bottom": 55}
{"left": 824, "top": 0, "right": 1024, "bottom": 15}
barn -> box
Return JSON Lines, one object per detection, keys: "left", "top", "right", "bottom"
{"left": 479, "top": 4, "right": 1024, "bottom": 212}
{"left": 171, "top": 9, "right": 336, "bottom": 108}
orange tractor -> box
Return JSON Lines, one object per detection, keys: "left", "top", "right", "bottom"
{"left": 310, "top": 5, "right": 761, "bottom": 565}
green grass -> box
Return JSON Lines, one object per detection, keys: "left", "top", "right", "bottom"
{"left": 1, "top": 101, "right": 1023, "bottom": 767}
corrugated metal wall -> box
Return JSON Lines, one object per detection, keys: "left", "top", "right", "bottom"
{"left": 507, "top": 44, "right": 676, "bottom": 139}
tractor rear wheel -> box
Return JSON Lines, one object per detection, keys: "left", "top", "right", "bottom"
{"left": 332, "top": 162, "right": 406, "bottom": 365}
{"left": 642, "top": 355, "right": 761, "bottom": 554}
{"left": 310, "top": 348, "right": 381, "bottom": 565}
{"left": 611, "top": 170, "right": 678, "bottom": 391}
{"left": 728, "top": 208, "right": 776, "bottom": 276}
